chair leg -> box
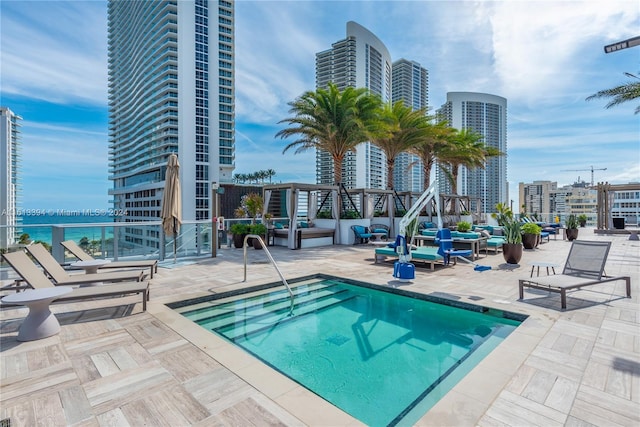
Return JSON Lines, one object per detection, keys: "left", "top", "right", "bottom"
{"left": 518, "top": 281, "right": 524, "bottom": 300}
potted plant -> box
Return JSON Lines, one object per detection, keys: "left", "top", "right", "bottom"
{"left": 491, "top": 202, "right": 513, "bottom": 226}
{"left": 456, "top": 221, "right": 472, "bottom": 233}
{"left": 577, "top": 214, "right": 588, "bottom": 227}
{"left": 565, "top": 214, "right": 579, "bottom": 241}
{"left": 502, "top": 218, "right": 523, "bottom": 264}
{"left": 250, "top": 223, "right": 267, "bottom": 249}
{"left": 460, "top": 210, "right": 473, "bottom": 224}
{"left": 521, "top": 222, "right": 542, "bottom": 249}
{"left": 230, "top": 223, "right": 250, "bottom": 248}
{"left": 243, "top": 193, "right": 264, "bottom": 223}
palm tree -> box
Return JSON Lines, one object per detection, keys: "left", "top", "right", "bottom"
{"left": 276, "top": 83, "right": 382, "bottom": 185}
{"left": 586, "top": 72, "right": 640, "bottom": 114}
{"left": 266, "top": 168, "right": 276, "bottom": 183}
{"left": 437, "top": 128, "right": 503, "bottom": 195}
{"left": 369, "top": 102, "right": 433, "bottom": 190}
{"left": 409, "top": 120, "right": 455, "bottom": 190}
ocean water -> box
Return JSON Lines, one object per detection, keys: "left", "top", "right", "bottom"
{"left": 18, "top": 214, "right": 116, "bottom": 244}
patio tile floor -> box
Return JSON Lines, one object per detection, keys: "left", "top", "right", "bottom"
{"left": 1, "top": 230, "right": 638, "bottom": 426}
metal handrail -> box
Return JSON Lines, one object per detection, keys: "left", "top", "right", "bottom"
{"left": 242, "top": 234, "right": 294, "bottom": 315}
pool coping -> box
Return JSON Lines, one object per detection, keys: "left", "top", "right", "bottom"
{"left": 149, "top": 274, "right": 555, "bottom": 426}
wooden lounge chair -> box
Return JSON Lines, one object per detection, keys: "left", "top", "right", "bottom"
{"left": 61, "top": 240, "right": 158, "bottom": 278}
{"left": 2, "top": 251, "right": 150, "bottom": 310}
{"left": 25, "top": 243, "right": 145, "bottom": 285}
{"left": 519, "top": 240, "right": 631, "bottom": 309}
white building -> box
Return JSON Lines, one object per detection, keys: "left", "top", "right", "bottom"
{"left": 611, "top": 185, "right": 640, "bottom": 225}
{"left": 315, "top": 21, "right": 391, "bottom": 189}
{"left": 391, "top": 59, "right": 428, "bottom": 192}
{"left": 108, "top": 0, "right": 234, "bottom": 249}
{"left": 0, "top": 107, "right": 21, "bottom": 249}
{"left": 437, "top": 92, "right": 508, "bottom": 213}
{"left": 519, "top": 180, "right": 557, "bottom": 221}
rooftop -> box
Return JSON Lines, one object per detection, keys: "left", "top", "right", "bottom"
{"left": 1, "top": 230, "right": 638, "bottom": 426}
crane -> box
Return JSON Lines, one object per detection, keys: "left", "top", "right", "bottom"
{"left": 561, "top": 166, "right": 607, "bottom": 186}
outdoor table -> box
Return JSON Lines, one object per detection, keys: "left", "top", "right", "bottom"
{"left": 70, "top": 259, "right": 111, "bottom": 274}
{"left": 1, "top": 287, "right": 72, "bottom": 341}
{"left": 528, "top": 261, "right": 561, "bottom": 277}
{"left": 370, "top": 232, "right": 387, "bottom": 242}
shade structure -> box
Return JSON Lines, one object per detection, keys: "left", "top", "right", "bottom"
{"left": 161, "top": 154, "right": 182, "bottom": 261}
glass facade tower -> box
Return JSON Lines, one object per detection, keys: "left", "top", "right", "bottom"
{"left": 437, "top": 92, "right": 507, "bottom": 213}
{"left": 108, "top": 0, "right": 234, "bottom": 248}
{"left": 391, "top": 59, "right": 429, "bottom": 192}
{"left": 0, "top": 107, "right": 22, "bottom": 249}
{"left": 315, "top": 21, "right": 391, "bottom": 189}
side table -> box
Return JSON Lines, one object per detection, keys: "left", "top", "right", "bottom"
{"left": 1, "top": 287, "right": 73, "bottom": 341}
{"left": 70, "top": 259, "right": 111, "bottom": 274}
{"left": 528, "top": 261, "right": 560, "bottom": 277}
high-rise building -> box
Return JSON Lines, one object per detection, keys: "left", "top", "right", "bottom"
{"left": 519, "top": 180, "right": 557, "bottom": 218}
{"left": 0, "top": 107, "right": 22, "bottom": 249}
{"left": 391, "top": 58, "right": 429, "bottom": 192}
{"left": 437, "top": 92, "right": 507, "bottom": 213}
{"left": 315, "top": 21, "right": 391, "bottom": 189}
{"left": 108, "top": 0, "right": 234, "bottom": 248}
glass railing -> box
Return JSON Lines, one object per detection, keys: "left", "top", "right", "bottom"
{"left": 0, "top": 220, "right": 223, "bottom": 282}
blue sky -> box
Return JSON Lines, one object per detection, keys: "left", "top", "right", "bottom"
{"left": 1, "top": 0, "right": 639, "bottom": 211}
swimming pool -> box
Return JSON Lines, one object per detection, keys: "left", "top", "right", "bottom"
{"left": 169, "top": 274, "right": 526, "bottom": 426}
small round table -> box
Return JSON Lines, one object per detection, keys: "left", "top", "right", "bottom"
{"left": 528, "top": 261, "right": 561, "bottom": 277}
{"left": 1, "top": 287, "right": 73, "bottom": 341}
{"left": 71, "top": 259, "right": 111, "bottom": 274}
{"left": 370, "top": 232, "right": 387, "bottom": 242}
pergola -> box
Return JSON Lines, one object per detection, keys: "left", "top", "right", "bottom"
{"left": 596, "top": 182, "right": 640, "bottom": 230}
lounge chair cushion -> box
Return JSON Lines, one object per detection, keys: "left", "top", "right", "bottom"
{"left": 451, "top": 231, "right": 480, "bottom": 239}
{"left": 487, "top": 237, "right": 505, "bottom": 247}
{"left": 274, "top": 222, "right": 284, "bottom": 229}
{"left": 375, "top": 246, "right": 443, "bottom": 261}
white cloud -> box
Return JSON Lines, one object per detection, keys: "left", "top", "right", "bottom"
{"left": 487, "top": 0, "right": 640, "bottom": 106}
{"left": 1, "top": 1, "right": 108, "bottom": 105}
{"left": 3, "top": 0, "right": 639, "bottom": 211}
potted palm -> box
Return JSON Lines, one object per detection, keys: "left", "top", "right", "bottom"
{"left": 566, "top": 214, "right": 579, "bottom": 241}
{"left": 502, "top": 219, "right": 523, "bottom": 264}
{"left": 521, "top": 222, "right": 542, "bottom": 249}
{"left": 577, "top": 214, "right": 588, "bottom": 228}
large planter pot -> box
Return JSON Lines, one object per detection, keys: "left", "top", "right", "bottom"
{"left": 566, "top": 229, "right": 579, "bottom": 241}
{"left": 522, "top": 233, "right": 539, "bottom": 249}
{"left": 502, "top": 243, "right": 523, "bottom": 264}
{"left": 233, "top": 233, "right": 246, "bottom": 248}
{"left": 252, "top": 237, "right": 264, "bottom": 249}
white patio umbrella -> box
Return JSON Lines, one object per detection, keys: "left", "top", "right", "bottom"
{"left": 161, "top": 154, "right": 182, "bottom": 262}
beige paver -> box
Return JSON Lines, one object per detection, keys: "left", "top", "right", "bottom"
{"left": 1, "top": 229, "right": 638, "bottom": 426}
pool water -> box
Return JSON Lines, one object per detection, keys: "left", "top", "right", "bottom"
{"left": 170, "top": 275, "right": 525, "bottom": 426}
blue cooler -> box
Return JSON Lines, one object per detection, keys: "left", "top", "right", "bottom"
{"left": 393, "top": 261, "right": 415, "bottom": 281}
